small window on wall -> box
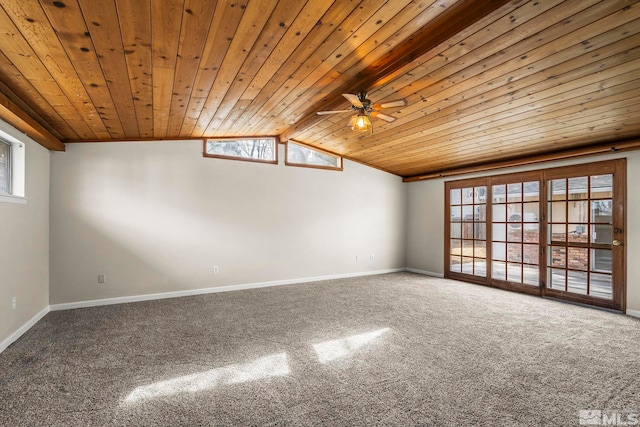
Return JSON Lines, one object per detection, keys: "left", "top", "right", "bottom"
{"left": 204, "top": 137, "right": 277, "bottom": 164}
{"left": 0, "top": 140, "right": 10, "bottom": 194}
{"left": 286, "top": 140, "right": 342, "bottom": 170}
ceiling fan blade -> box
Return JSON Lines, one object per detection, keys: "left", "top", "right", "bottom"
{"left": 316, "top": 109, "right": 353, "bottom": 115}
{"left": 374, "top": 99, "right": 407, "bottom": 109}
{"left": 371, "top": 111, "right": 397, "bottom": 123}
{"left": 343, "top": 93, "right": 363, "bottom": 108}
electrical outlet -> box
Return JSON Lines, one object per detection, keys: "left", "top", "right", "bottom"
{"left": 213, "top": 266, "right": 219, "bottom": 274}
{"left": 98, "top": 274, "right": 105, "bottom": 284}
{"left": 12, "top": 297, "right": 16, "bottom": 310}
{"left": 356, "top": 255, "right": 359, "bottom": 262}
{"left": 370, "top": 254, "right": 375, "bottom": 261}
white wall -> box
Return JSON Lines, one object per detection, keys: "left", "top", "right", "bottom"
{"left": 0, "top": 123, "right": 50, "bottom": 347}
{"left": 49, "top": 141, "right": 407, "bottom": 304}
{"left": 406, "top": 152, "right": 640, "bottom": 312}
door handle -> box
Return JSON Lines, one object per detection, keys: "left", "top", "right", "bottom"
{"left": 612, "top": 240, "right": 622, "bottom": 246}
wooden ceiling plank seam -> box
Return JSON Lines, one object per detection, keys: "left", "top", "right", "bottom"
{"left": 352, "top": 64, "right": 636, "bottom": 163}
{"left": 364, "top": 89, "right": 640, "bottom": 163}
{"left": 256, "top": 0, "right": 436, "bottom": 136}
{"left": 373, "top": 95, "right": 640, "bottom": 167}
{"left": 202, "top": 0, "right": 313, "bottom": 135}
{"left": 0, "top": 52, "right": 76, "bottom": 140}
{"left": 0, "top": 3, "right": 97, "bottom": 140}
{"left": 77, "top": 0, "right": 140, "bottom": 137}
{"left": 362, "top": 78, "right": 640, "bottom": 167}
{"left": 301, "top": 0, "right": 621, "bottom": 145}
{"left": 324, "top": 19, "right": 640, "bottom": 154}
{"left": 190, "top": 0, "right": 281, "bottom": 137}
{"left": 150, "top": 0, "right": 185, "bottom": 138}
{"left": 179, "top": 0, "right": 247, "bottom": 136}
{"left": 1, "top": 0, "right": 110, "bottom": 139}
{"left": 280, "top": 0, "right": 517, "bottom": 142}
{"left": 223, "top": 0, "right": 389, "bottom": 136}
{"left": 324, "top": 27, "right": 640, "bottom": 152}
{"left": 165, "top": 0, "right": 218, "bottom": 136}
{"left": 115, "top": 0, "right": 154, "bottom": 139}
{"left": 39, "top": 0, "right": 127, "bottom": 139}
{"left": 0, "top": 90, "right": 65, "bottom": 150}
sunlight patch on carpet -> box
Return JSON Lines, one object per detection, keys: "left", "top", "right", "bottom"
{"left": 313, "top": 328, "right": 390, "bottom": 363}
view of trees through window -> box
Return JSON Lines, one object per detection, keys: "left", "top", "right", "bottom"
{"left": 205, "top": 138, "right": 276, "bottom": 162}
{"left": 287, "top": 141, "right": 341, "bottom": 169}
{"left": 0, "top": 141, "right": 9, "bottom": 194}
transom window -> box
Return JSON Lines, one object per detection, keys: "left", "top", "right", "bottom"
{"left": 285, "top": 140, "right": 342, "bottom": 170}
{"left": 204, "top": 137, "right": 277, "bottom": 164}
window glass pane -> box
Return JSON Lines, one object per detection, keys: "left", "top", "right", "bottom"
{"left": 523, "top": 244, "right": 538, "bottom": 265}
{"left": 550, "top": 268, "right": 566, "bottom": 290}
{"left": 287, "top": 141, "right": 341, "bottom": 168}
{"left": 462, "top": 240, "right": 474, "bottom": 257}
{"left": 450, "top": 256, "right": 462, "bottom": 273}
{"left": 462, "top": 205, "right": 473, "bottom": 221}
{"left": 590, "top": 273, "right": 612, "bottom": 299}
{"left": 507, "top": 263, "right": 522, "bottom": 283}
{"left": 523, "top": 223, "right": 539, "bottom": 243}
{"left": 450, "top": 240, "right": 462, "bottom": 256}
{"left": 568, "top": 201, "right": 588, "bottom": 223}
{"left": 550, "top": 201, "right": 565, "bottom": 222}
{"left": 474, "top": 186, "right": 487, "bottom": 204}
{"left": 205, "top": 138, "right": 276, "bottom": 162}
{"left": 507, "top": 243, "right": 521, "bottom": 262}
{"left": 523, "top": 202, "right": 539, "bottom": 222}
{"left": 591, "top": 200, "right": 612, "bottom": 223}
{"left": 507, "top": 227, "right": 521, "bottom": 242}
{"left": 493, "top": 261, "right": 506, "bottom": 280}
{"left": 591, "top": 249, "right": 611, "bottom": 273}
{"left": 550, "top": 224, "right": 566, "bottom": 242}
{"left": 475, "top": 205, "right": 487, "bottom": 223}
{"left": 451, "top": 222, "right": 461, "bottom": 239}
{"left": 451, "top": 206, "right": 461, "bottom": 222}
{"left": 475, "top": 260, "right": 486, "bottom": 277}
{"left": 492, "top": 242, "right": 506, "bottom": 261}
{"left": 550, "top": 246, "right": 566, "bottom": 268}
{"left": 550, "top": 179, "right": 566, "bottom": 200}
{"left": 568, "top": 177, "right": 588, "bottom": 200}
{"left": 523, "top": 265, "right": 539, "bottom": 286}
{"left": 462, "top": 187, "right": 474, "bottom": 204}
{"left": 591, "top": 224, "right": 611, "bottom": 244}
{"left": 568, "top": 224, "right": 588, "bottom": 242}
{"left": 462, "top": 223, "right": 474, "bottom": 239}
{"left": 567, "top": 247, "right": 588, "bottom": 271}
{"left": 590, "top": 174, "right": 613, "bottom": 199}
{"left": 492, "top": 185, "right": 506, "bottom": 203}
{"left": 507, "top": 203, "right": 522, "bottom": 222}
{"left": 507, "top": 183, "right": 522, "bottom": 203}
{"left": 523, "top": 181, "right": 539, "bottom": 201}
{"left": 0, "top": 142, "right": 8, "bottom": 194}
{"left": 450, "top": 188, "right": 462, "bottom": 205}
{"left": 492, "top": 204, "right": 506, "bottom": 222}
{"left": 567, "top": 270, "right": 588, "bottom": 295}
{"left": 492, "top": 223, "right": 506, "bottom": 241}
{"left": 474, "top": 240, "right": 486, "bottom": 259}
{"left": 474, "top": 223, "right": 486, "bottom": 240}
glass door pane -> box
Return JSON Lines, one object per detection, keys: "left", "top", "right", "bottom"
{"left": 447, "top": 185, "right": 487, "bottom": 278}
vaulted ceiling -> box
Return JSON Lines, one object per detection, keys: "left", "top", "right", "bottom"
{"left": 0, "top": 0, "right": 639, "bottom": 179}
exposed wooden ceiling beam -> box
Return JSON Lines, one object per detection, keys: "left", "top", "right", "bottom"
{"left": 0, "top": 90, "right": 65, "bottom": 151}
{"left": 280, "top": 0, "right": 515, "bottom": 143}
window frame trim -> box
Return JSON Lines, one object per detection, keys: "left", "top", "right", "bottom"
{"left": 203, "top": 136, "right": 278, "bottom": 165}
{"left": 0, "top": 138, "right": 11, "bottom": 196}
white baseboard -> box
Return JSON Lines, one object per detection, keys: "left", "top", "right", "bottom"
{"left": 0, "top": 306, "right": 50, "bottom": 354}
{"left": 626, "top": 309, "right": 640, "bottom": 319}
{"left": 405, "top": 267, "right": 445, "bottom": 278}
{"left": 50, "top": 268, "right": 406, "bottom": 311}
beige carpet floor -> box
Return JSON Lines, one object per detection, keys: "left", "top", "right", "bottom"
{"left": 1, "top": 272, "right": 639, "bottom": 426}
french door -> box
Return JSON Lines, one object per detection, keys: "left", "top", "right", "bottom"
{"left": 445, "top": 159, "right": 626, "bottom": 311}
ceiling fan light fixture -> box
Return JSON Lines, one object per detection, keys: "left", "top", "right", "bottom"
{"left": 351, "top": 114, "right": 372, "bottom": 133}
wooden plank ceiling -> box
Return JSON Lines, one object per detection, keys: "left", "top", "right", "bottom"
{"left": 0, "top": 0, "right": 639, "bottom": 179}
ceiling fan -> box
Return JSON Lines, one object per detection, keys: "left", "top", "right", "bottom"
{"left": 316, "top": 92, "right": 407, "bottom": 133}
